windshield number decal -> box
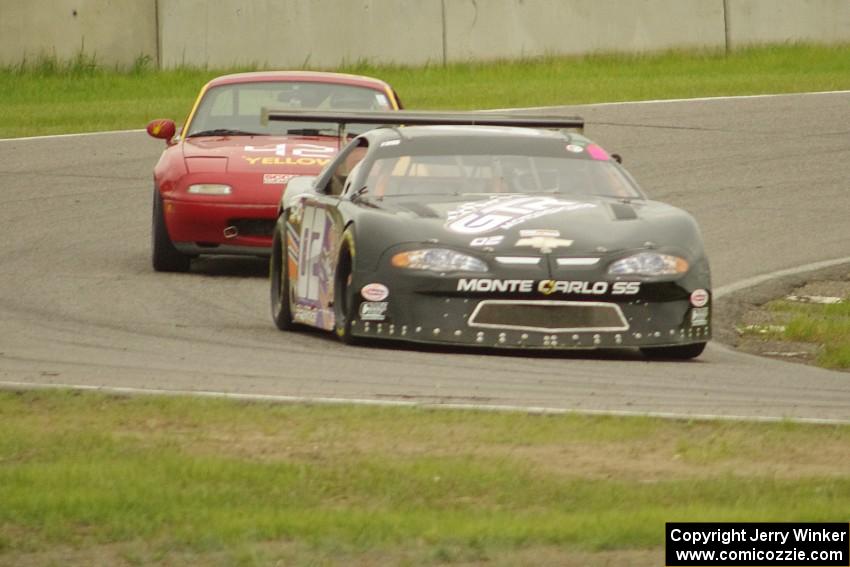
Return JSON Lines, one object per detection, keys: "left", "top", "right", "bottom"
{"left": 446, "top": 196, "right": 596, "bottom": 235}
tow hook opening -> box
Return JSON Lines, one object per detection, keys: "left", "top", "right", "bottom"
{"left": 223, "top": 226, "right": 239, "bottom": 239}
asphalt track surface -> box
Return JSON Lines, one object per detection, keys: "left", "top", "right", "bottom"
{"left": 1, "top": 93, "right": 849, "bottom": 422}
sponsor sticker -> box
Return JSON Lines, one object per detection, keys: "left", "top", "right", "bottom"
{"left": 293, "top": 305, "right": 318, "bottom": 326}
{"left": 691, "top": 307, "right": 709, "bottom": 327}
{"left": 380, "top": 139, "right": 401, "bottom": 147}
{"left": 263, "top": 173, "right": 296, "bottom": 185}
{"left": 361, "top": 283, "right": 389, "bottom": 301}
{"left": 359, "top": 301, "right": 388, "bottom": 321}
{"left": 690, "top": 289, "right": 710, "bottom": 307}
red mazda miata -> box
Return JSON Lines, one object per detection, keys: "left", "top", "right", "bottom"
{"left": 146, "top": 71, "right": 402, "bottom": 272}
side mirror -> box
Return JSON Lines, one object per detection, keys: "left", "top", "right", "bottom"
{"left": 611, "top": 153, "right": 623, "bottom": 164}
{"left": 282, "top": 176, "right": 318, "bottom": 209}
{"left": 146, "top": 119, "right": 177, "bottom": 144}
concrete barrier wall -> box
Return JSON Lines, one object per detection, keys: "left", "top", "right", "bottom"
{"left": 2, "top": 0, "right": 850, "bottom": 69}
{"left": 727, "top": 0, "right": 850, "bottom": 47}
{"left": 443, "top": 0, "right": 726, "bottom": 61}
{"left": 159, "top": 0, "right": 727, "bottom": 67}
{"left": 158, "top": 0, "right": 444, "bottom": 68}
{"left": 0, "top": 0, "right": 156, "bottom": 67}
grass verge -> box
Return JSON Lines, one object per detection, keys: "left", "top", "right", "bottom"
{"left": 1, "top": 389, "right": 849, "bottom": 566}
{"left": 745, "top": 299, "right": 850, "bottom": 369}
{"left": 782, "top": 302, "right": 850, "bottom": 369}
{"left": 733, "top": 267, "right": 850, "bottom": 371}
{"left": 3, "top": 44, "right": 850, "bottom": 138}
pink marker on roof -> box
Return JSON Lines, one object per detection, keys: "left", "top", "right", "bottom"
{"left": 587, "top": 144, "right": 610, "bottom": 161}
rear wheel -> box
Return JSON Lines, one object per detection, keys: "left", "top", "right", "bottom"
{"left": 640, "top": 342, "right": 706, "bottom": 360}
{"left": 333, "top": 239, "right": 361, "bottom": 345}
{"left": 270, "top": 222, "right": 296, "bottom": 331}
{"left": 152, "top": 189, "right": 190, "bottom": 272}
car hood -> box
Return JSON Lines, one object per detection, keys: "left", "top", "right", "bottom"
{"left": 358, "top": 193, "right": 703, "bottom": 257}
{"left": 181, "top": 135, "right": 339, "bottom": 175}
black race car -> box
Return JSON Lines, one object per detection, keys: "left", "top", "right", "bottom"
{"left": 268, "top": 111, "right": 711, "bottom": 359}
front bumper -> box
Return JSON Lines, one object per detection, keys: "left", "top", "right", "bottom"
{"left": 164, "top": 198, "right": 277, "bottom": 255}
{"left": 347, "top": 273, "right": 711, "bottom": 350}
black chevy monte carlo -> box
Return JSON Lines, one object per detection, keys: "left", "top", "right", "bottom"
{"left": 267, "top": 110, "right": 711, "bottom": 359}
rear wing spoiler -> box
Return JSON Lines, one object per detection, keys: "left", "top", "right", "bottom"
{"left": 260, "top": 109, "right": 584, "bottom": 138}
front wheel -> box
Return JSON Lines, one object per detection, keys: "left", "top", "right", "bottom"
{"left": 333, "top": 237, "right": 361, "bottom": 345}
{"left": 152, "top": 189, "right": 190, "bottom": 273}
{"left": 640, "top": 342, "right": 707, "bottom": 360}
{"left": 270, "top": 223, "right": 296, "bottom": 331}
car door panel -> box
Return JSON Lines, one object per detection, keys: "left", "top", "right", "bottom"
{"left": 289, "top": 196, "right": 344, "bottom": 331}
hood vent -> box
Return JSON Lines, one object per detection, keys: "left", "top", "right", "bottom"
{"left": 609, "top": 202, "right": 638, "bottom": 220}
{"left": 398, "top": 203, "right": 440, "bottom": 218}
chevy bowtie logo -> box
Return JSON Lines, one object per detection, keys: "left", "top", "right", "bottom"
{"left": 515, "top": 236, "right": 574, "bottom": 253}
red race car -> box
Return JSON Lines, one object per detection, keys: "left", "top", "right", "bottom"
{"left": 146, "top": 71, "right": 402, "bottom": 272}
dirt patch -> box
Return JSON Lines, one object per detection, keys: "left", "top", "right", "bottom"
{"left": 108, "top": 418, "right": 850, "bottom": 482}
{"left": 0, "top": 541, "right": 663, "bottom": 567}
{"left": 736, "top": 337, "right": 820, "bottom": 362}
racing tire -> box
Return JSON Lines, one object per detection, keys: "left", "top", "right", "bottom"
{"left": 270, "top": 223, "right": 296, "bottom": 331}
{"left": 151, "top": 190, "right": 191, "bottom": 273}
{"left": 639, "top": 342, "right": 707, "bottom": 360}
{"left": 333, "top": 235, "right": 362, "bottom": 346}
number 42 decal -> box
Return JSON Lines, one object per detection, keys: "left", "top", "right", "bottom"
{"left": 244, "top": 144, "right": 336, "bottom": 159}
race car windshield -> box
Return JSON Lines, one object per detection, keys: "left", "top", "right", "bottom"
{"left": 185, "top": 82, "right": 393, "bottom": 138}
{"left": 364, "top": 154, "right": 642, "bottom": 199}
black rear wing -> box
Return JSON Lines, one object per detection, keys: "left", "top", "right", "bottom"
{"left": 260, "top": 109, "right": 584, "bottom": 138}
